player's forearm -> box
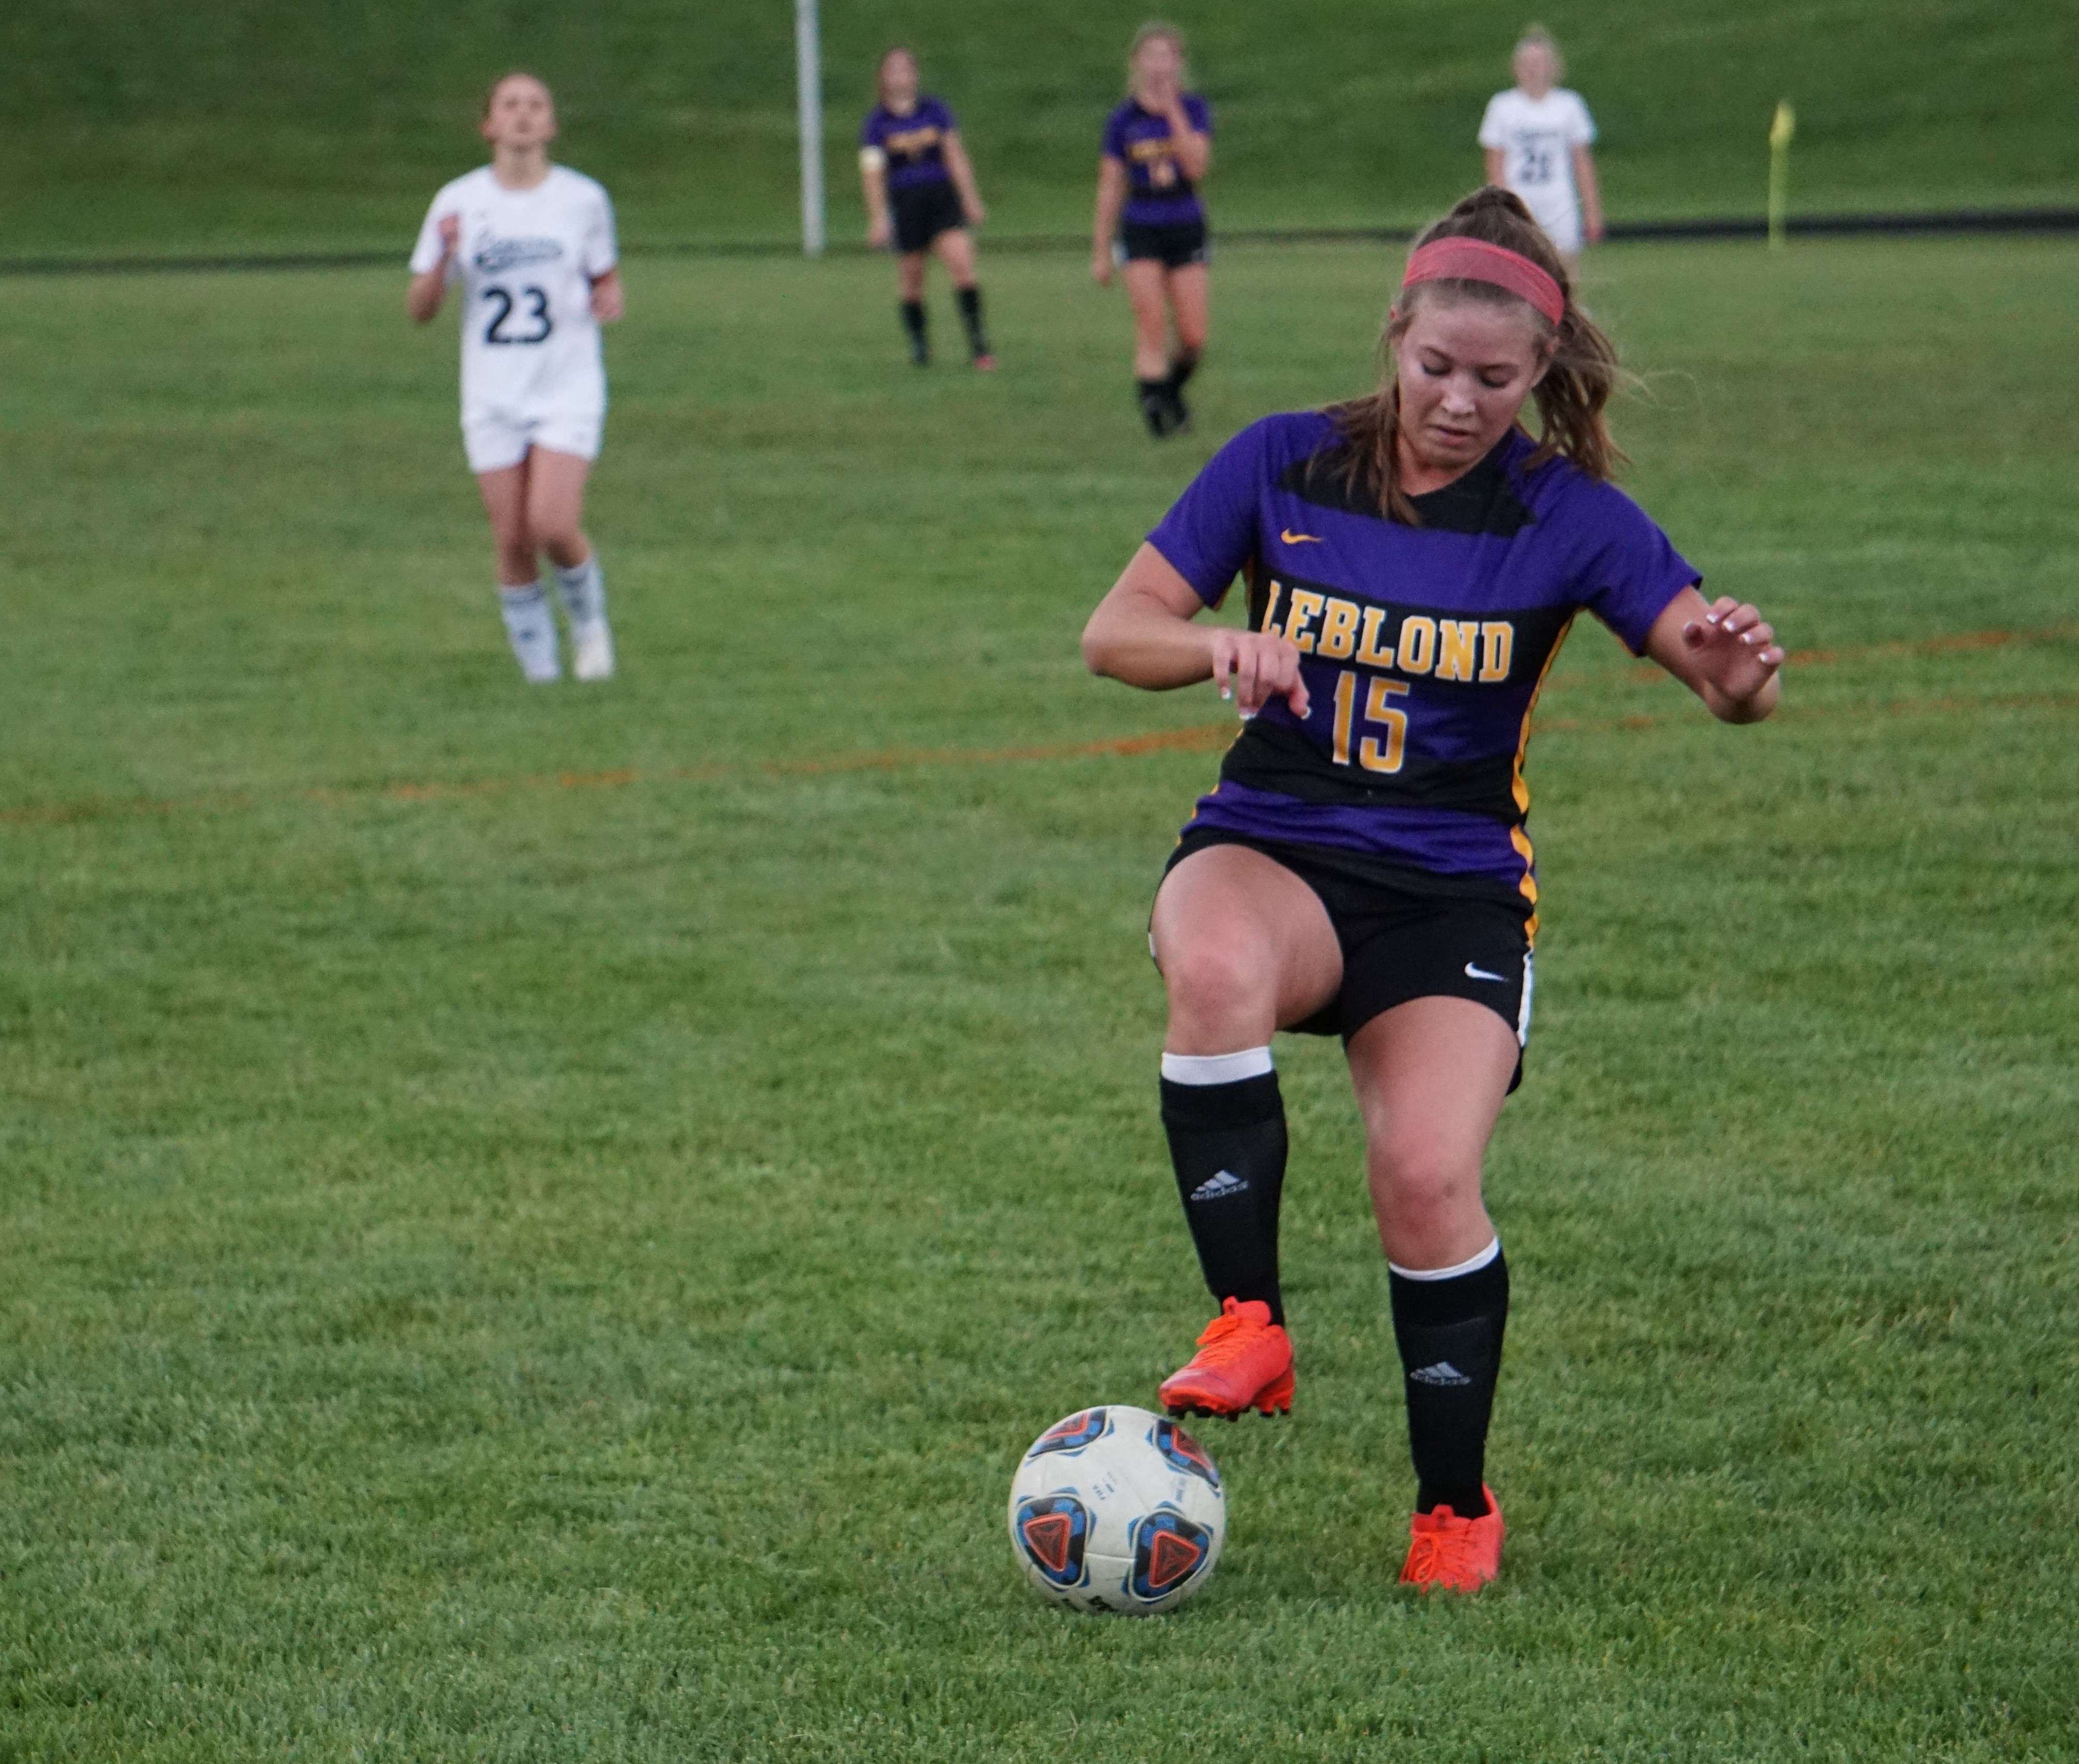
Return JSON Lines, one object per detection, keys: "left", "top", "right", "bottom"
{"left": 1092, "top": 177, "right": 1123, "bottom": 253}
{"left": 945, "top": 142, "right": 983, "bottom": 211}
{"left": 405, "top": 268, "right": 448, "bottom": 323}
{"left": 1170, "top": 127, "right": 1211, "bottom": 182}
{"left": 1082, "top": 597, "right": 1215, "bottom": 689}
{"left": 1573, "top": 149, "right": 1603, "bottom": 229}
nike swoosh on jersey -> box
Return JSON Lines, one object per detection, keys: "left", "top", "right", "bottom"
{"left": 1279, "top": 529, "right": 1324, "bottom": 544}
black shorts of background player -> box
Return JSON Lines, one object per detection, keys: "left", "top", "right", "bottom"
{"left": 859, "top": 47, "right": 994, "bottom": 370}
{"left": 1092, "top": 24, "right": 1213, "bottom": 437}
{"left": 1081, "top": 186, "right": 1788, "bottom": 1590}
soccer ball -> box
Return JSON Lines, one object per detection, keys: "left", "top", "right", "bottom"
{"left": 1006, "top": 1404, "right": 1226, "bottom": 1614}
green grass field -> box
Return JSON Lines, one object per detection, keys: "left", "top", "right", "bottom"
{"left": 4, "top": 236, "right": 2077, "bottom": 1759}
{"left": 4, "top": 0, "right": 2075, "bottom": 258}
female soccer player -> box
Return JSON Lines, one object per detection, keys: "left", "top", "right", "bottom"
{"left": 1091, "top": 24, "right": 1213, "bottom": 438}
{"left": 858, "top": 48, "right": 994, "bottom": 370}
{"left": 1478, "top": 26, "right": 1602, "bottom": 260}
{"left": 407, "top": 71, "right": 623, "bottom": 684}
{"left": 1080, "top": 187, "right": 1784, "bottom": 1591}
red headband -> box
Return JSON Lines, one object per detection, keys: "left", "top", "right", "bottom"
{"left": 1401, "top": 237, "right": 1564, "bottom": 327}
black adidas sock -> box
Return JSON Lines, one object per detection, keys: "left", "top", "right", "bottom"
{"left": 955, "top": 284, "right": 989, "bottom": 357}
{"left": 1165, "top": 346, "right": 1200, "bottom": 394}
{"left": 899, "top": 300, "right": 928, "bottom": 363}
{"left": 1389, "top": 1245, "right": 1509, "bottom": 1519}
{"left": 1160, "top": 1060, "right": 1288, "bottom": 1324}
{"left": 1137, "top": 377, "right": 1174, "bottom": 437}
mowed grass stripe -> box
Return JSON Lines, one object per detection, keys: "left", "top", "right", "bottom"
{"left": 4, "top": 623, "right": 2072, "bottom": 829}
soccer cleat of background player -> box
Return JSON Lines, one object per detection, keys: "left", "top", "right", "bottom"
{"left": 1399, "top": 1485, "right": 1504, "bottom": 1593}
{"left": 406, "top": 72, "right": 622, "bottom": 684}
{"left": 858, "top": 48, "right": 995, "bottom": 371}
{"left": 1090, "top": 25, "right": 1212, "bottom": 438}
{"left": 1158, "top": 1296, "right": 1295, "bottom": 1419}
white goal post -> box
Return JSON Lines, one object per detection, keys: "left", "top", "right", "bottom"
{"left": 795, "top": 0, "right": 826, "bottom": 257}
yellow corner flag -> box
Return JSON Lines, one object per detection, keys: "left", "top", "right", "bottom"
{"left": 1768, "top": 100, "right": 1796, "bottom": 250}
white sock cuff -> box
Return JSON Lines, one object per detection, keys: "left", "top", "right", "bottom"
{"left": 1160, "top": 1047, "right": 1273, "bottom": 1086}
{"left": 499, "top": 580, "right": 545, "bottom": 605}
{"left": 1389, "top": 1237, "right": 1501, "bottom": 1281}
{"left": 553, "top": 557, "right": 596, "bottom": 586}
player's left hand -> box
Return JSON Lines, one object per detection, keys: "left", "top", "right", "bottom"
{"left": 965, "top": 199, "right": 988, "bottom": 226}
{"left": 1680, "top": 595, "right": 1782, "bottom": 702}
{"left": 1585, "top": 213, "right": 1606, "bottom": 244}
{"left": 590, "top": 272, "right": 625, "bottom": 323}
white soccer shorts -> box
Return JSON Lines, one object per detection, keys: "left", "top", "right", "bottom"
{"left": 461, "top": 406, "right": 604, "bottom": 474}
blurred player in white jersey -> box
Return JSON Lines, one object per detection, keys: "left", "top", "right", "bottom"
{"left": 407, "top": 72, "right": 623, "bottom": 683}
{"left": 1476, "top": 28, "right": 1602, "bottom": 261}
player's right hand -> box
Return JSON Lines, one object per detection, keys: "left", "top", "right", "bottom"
{"left": 436, "top": 213, "right": 461, "bottom": 256}
{"left": 1210, "top": 630, "right": 1309, "bottom": 718}
{"left": 1090, "top": 250, "right": 1114, "bottom": 286}
{"left": 867, "top": 216, "right": 891, "bottom": 251}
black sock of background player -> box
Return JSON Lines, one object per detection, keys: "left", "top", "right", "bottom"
{"left": 1389, "top": 1244, "right": 1509, "bottom": 1519}
{"left": 899, "top": 300, "right": 928, "bottom": 363}
{"left": 1137, "top": 378, "right": 1174, "bottom": 436}
{"left": 1160, "top": 1055, "right": 1287, "bottom": 1324}
{"left": 955, "top": 285, "right": 989, "bottom": 357}
{"left": 1166, "top": 346, "right": 1200, "bottom": 393}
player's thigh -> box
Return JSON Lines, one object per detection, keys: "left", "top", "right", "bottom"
{"left": 1346, "top": 997, "right": 1516, "bottom": 1231}
{"left": 1151, "top": 843, "right": 1342, "bottom": 1033}
{"left": 523, "top": 447, "right": 593, "bottom": 542}
{"left": 1166, "top": 264, "right": 1210, "bottom": 347}
{"left": 932, "top": 227, "right": 976, "bottom": 284}
{"left": 1122, "top": 259, "right": 1171, "bottom": 340}
{"left": 474, "top": 462, "right": 529, "bottom": 547}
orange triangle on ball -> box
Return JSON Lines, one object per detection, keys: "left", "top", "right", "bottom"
{"left": 1022, "top": 1513, "right": 1073, "bottom": 1574}
{"left": 1147, "top": 1529, "right": 1203, "bottom": 1590}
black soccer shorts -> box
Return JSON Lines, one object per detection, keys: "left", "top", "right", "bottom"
{"left": 1120, "top": 217, "right": 1210, "bottom": 269}
{"left": 891, "top": 180, "right": 966, "bottom": 253}
{"left": 1156, "top": 827, "right": 1534, "bottom": 1086}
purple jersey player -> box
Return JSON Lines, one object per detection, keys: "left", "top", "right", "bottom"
{"left": 1091, "top": 24, "right": 1213, "bottom": 436}
{"left": 1081, "top": 187, "right": 1786, "bottom": 1593}
{"left": 858, "top": 48, "right": 993, "bottom": 369}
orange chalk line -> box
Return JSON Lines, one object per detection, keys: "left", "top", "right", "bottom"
{"left": 3, "top": 625, "right": 2073, "bottom": 833}
{"left": 1611, "top": 618, "right": 2079, "bottom": 683}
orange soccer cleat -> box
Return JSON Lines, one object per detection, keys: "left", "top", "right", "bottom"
{"left": 1398, "top": 1485, "right": 1505, "bottom": 1593}
{"left": 1158, "top": 1297, "right": 1295, "bottom": 1420}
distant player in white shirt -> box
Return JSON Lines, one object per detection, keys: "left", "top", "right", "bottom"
{"left": 407, "top": 72, "right": 624, "bottom": 683}
{"left": 1477, "top": 28, "right": 1602, "bottom": 261}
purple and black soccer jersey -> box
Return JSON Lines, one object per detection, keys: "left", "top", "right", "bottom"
{"left": 1147, "top": 412, "right": 1699, "bottom": 916}
{"left": 1102, "top": 95, "right": 1213, "bottom": 226}
{"left": 861, "top": 97, "right": 958, "bottom": 191}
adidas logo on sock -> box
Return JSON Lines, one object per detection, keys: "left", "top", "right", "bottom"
{"left": 1409, "top": 1361, "right": 1473, "bottom": 1387}
{"left": 1188, "top": 1170, "right": 1250, "bottom": 1202}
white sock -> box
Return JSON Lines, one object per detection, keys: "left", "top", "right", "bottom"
{"left": 498, "top": 582, "right": 560, "bottom": 682}
{"left": 1160, "top": 1047, "right": 1275, "bottom": 1085}
{"left": 553, "top": 556, "right": 606, "bottom": 631}
{"left": 1388, "top": 1237, "right": 1502, "bottom": 1280}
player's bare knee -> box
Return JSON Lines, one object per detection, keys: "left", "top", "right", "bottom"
{"left": 534, "top": 522, "right": 583, "bottom": 565}
{"left": 1371, "top": 1142, "right": 1477, "bottom": 1223}
{"left": 1161, "top": 940, "right": 1270, "bottom": 1041}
